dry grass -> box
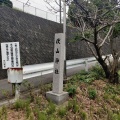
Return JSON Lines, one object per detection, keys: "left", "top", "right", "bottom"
{"left": 0, "top": 67, "right": 120, "bottom": 120}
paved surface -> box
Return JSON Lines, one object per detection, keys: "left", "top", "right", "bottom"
{"left": 0, "top": 62, "right": 96, "bottom": 101}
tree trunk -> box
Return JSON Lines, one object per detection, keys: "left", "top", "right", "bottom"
{"left": 97, "top": 57, "right": 110, "bottom": 78}
{"left": 97, "top": 57, "right": 119, "bottom": 84}
{"left": 109, "top": 55, "right": 119, "bottom": 84}
{"left": 93, "top": 26, "right": 119, "bottom": 84}
{"left": 109, "top": 72, "right": 119, "bottom": 84}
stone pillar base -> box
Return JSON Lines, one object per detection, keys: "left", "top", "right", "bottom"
{"left": 46, "top": 91, "right": 68, "bottom": 105}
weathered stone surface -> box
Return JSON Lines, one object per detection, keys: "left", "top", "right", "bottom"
{"left": 46, "top": 91, "right": 68, "bottom": 105}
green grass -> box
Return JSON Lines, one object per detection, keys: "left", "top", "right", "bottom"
{"left": 47, "top": 101, "right": 56, "bottom": 115}
{"left": 70, "top": 64, "right": 105, "bottom": 84}
{"left": 67, "top": 85, "right": 77, "bottom": 97}
{"left": 14, "top": 99, "right": 30, "bottom": 111}
{"left": 58, "top": 107, "right": 67, "bottom": 118}
{"left": 79, "top": 110, "right": 87, "bottom": 120}
{"left": 88, "top": 87, "right": 97, "bottom": 100}
{"left": 1, "top": 64, "right": 120, "bottom": 120}
{"left": 0, "top": 106, "right": 7, "bottom": 120}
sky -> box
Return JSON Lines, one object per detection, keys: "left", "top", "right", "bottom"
{"left": 10, "top": 0, "right": 64, "bottom": 22}
{"left": 11, "top": 0, "right": 52, "bottom": 12}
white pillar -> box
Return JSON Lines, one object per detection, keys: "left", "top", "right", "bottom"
{"left": 52, "top": 33, "right": 64, "bottom": 94}
{"left": 15, "top": 84, "right": 20, "bottom": 100}
{"left": 85, "top": 59, "right": 88, "bottom": 72}
{"left": 46, "top": 33, "right": 68, "bottom": 105}
{"left": 63, "top": 0, "right": 67, "bottom": 79}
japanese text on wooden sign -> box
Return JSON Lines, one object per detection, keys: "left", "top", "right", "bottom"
{"left": 1, "top": 42, "right": 21, "bottom": 69}
{"left": 53, "top": 33, "right": 64, "bottom": 94}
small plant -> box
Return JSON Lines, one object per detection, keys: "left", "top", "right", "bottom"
{"left": 103, "top": 93, "right": 110, "bottom": 101}
{"left": 0, "top": 106, "right": 7, "bottom": 120}
{"left": 47, "top": 101, "right": 56, "bottom": 115}
{"left": 108, "top": 110, "right": 120, "bottom": 120}
{"left": 14, "top": 99, "right": 30, "bottom": 111}
{"left": 79, "top": 70, "right": 89, "bottom": 75}
{"left": 113, "top": 96, "right": 120, "bottom": 104}
{"left": 34, "top": 96, "right": 41, "bottom": 106}
{"left": 104, "top": 85, "right": 117, "bottom": 94}
{"left": 90, "top": 64, "right": 105, "bottom": 79}
{"left": 118, "top": 70, "right": 120, "bottom": 77}
{"left": 37, "top": 111, "right": 47, "bottom": 120}
{"left": 70, "top": 70, "right": 88, "bottom": 83}
{"left": 28, "top": 112, "right": 34, "bottom": 120}
{"left": 26, "top": 105, "right": 32, "bottom": 119}
{"left": 70, "top": 65, "right": 105, "bottom": 84}
{"left": 67, "top": 99, "right": 79, "bottom": 113}
{"left": 48, "top": 114, "right": 59, "bottom": 120}
{"left": 88, "top": 88, "right": 97, "bottom": 100}
{"left": 58, "top": 107, "right": 67, "bottom": 118}
{"left": 107, "top": 110, "right": 113, "bottom": 120}
{"left": 22, "top": 81, "right": 34, "bottom": 102}
{"left": 67, "top": 85, "right": 76, "bottom": 97}
{"left": 67, "top": 100, "right": 73, "bottom": 110}
{"left": 80, "top": 110, "right": 87, "bottom": 120}
{"left": 72, "top": 99, "right": 79, "bottom": 113}
{"left": 112, "top": 113, "right": 120, "bottom": 120}
{"left": 78, "top": 70, "right": 93, "bottom": 83}
{"left": 14, "top": 99, "right": 25, "bottom": 111}
{"left": 1, "top": 89, "right": 10, "bottom": 99}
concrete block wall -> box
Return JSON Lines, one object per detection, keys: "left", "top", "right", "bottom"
{"left": 0, "top": 6, "right": 112, "bottom": 79}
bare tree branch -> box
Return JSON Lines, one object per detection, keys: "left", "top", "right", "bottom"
{"left": 44, "top": 0, "right": 61, "bottom": 13}
{"left": 87, "top": 42, "right": 98, "bottom": 59}
{"left": 99, "top": 5, "right": 117, "bottom": 18}
{"left": 97, "top": 21, "right": 120, "bottom": 32}
{"left": 99, "top": 26, "right": 113, "bottom": 48}
{"left": 81, "top": 37, "right": 94, "bottom": 44}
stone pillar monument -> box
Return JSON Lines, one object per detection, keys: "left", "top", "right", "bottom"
{"left": 46, "top": 33, "right": 68, "bottom": 105}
